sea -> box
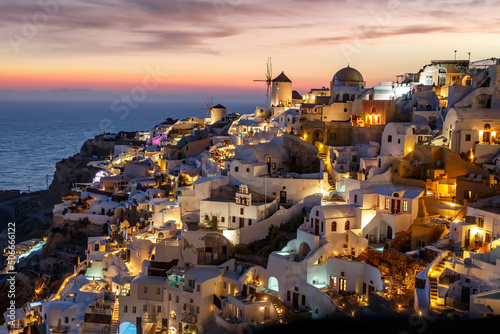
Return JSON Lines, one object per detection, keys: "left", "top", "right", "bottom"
{"left": 0, "top": 99, "right": 258, "bottom": 192}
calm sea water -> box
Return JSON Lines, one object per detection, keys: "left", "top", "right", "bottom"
{"left": 0, "top": 99, "right": 257, "bottom": 192}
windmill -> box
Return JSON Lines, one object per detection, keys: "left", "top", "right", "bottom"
{"left": 254, "top": 57, "right": 273, "bottom": 106}
{"left": 201, "top": 97, "right": 214, "bottom": 124}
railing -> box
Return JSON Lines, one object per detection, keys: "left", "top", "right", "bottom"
{"left": 88, "top": 306, "right": 111, "bottom": 314}
{"left": 156, "top": 238, "right": 179, "bottom": 246}
{"left": 143, "top": 312, "right": 161, "bottom": 323}
{"left": 181, "top": 313, "right": 198, "bottom": 324}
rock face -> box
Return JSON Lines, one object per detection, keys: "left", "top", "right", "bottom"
{"left": 42, "top": 135, "right": 116, "bottom": 207}
{"left": 42, "top": 154, "right": 99, "bottom": 207}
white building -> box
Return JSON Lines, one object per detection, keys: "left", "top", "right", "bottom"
{"left": 199, "top": 184, "right": 276, "bottom": 230}
{"left": 444, "top": 108, "right": 500, "bottom": 163}
{"left": 380, "top": 122, "right": 431, "bottom": 157}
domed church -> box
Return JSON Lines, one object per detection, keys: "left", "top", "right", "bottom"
{"left": 331, "top": 65, "right": 366, "bottom": 89}
{"left": 330, "top": 65, "right": 367, "bottom": 103}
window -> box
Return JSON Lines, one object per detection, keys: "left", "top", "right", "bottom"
{"left": 287, "top": 291, "right": 291, "bottom": 301}
{"left": 354, "top": 195, "right": 357, "bottom": 203}
{"left": 339, "top": 278, "right": 347, "bottom": 292}
{"left": 377, "top": 196, "right": 380, "bottom": 207}
{"left": 321, "top": 221, "right": 324, "bottom": 232}
{"left": 397, "top": 139, "right": 401, "bottom": 144}
{"left": 272, "top": 162, "right": 276, "bottom": 169}
{"left": 65, "top": 317, "right": 68, "bottom": 324}
{"left": 197, "top": 284, "right": 200, "bottom": 292}
{"left": 417, "top": 240, "right": 425, "bottom": 248}
{"left": 170, "top": 311, "right": 176, "bottom": 319}
{"left": 403, "top": 200, "right": 408, "bottom": 212}
{"left": 316, "top": 210, "right": 319, "bottom": 216}
{"left": 234, "top": 166, "right": 239, "bottom": 172}
{"left": 132, "top": 306, "right": 136, "bottom": 313}
{"left": 478, "top": 217, "right": 485, "bottom": 228}
{"left": 246, "top": 168, "right": 250, "bottom": 172}
{"left": 388, "top": 135, "right": 392, "bottom": 143}
{"left": 232, "top": 216, "right": 235, "bottom": 223}
{"left": 330, "top": 276, "right": 337, "bottom": 288}
{"left": 331, "top": 221, "right": 337, "bottom": 232}
{"left": 248, "top": 219, "right": 252, "bottom": 226}
{"left": 302, "top": 295, "right": 306, "bottom": 305}
{"left": 221, "top": 217, "right": 225, "bottom": 223}
{"left": 465, "top": 134, "right": 471, "bottom": 141}
{"left": 156, "top": 287, "right": 161, "bottom": 295}
{"left": 143, "top": 305, "right": 147, "bottom": 312}
{"left": 176, "top": 295, "right": 179, "bottom": 303}
{"left": 124, "top": 305, "right": 128, "bottom": 313}
{"left": 352, "top": 155, "right": 357, "bottom": 163}
{"left": 345, "top": 221, "right": 350, "bottom": 230}
{"left": 223, "top": 282, "right": 227, "bottom": 289}
{"left": 385, "top": 198, "right": 390, "bottom": 210}
{"left": 240, "top": 208, "right": 244, "bottom": 215}
{"left": 168, "top": 293, "right": 171, "bottom": 301}
{"left": 143, "top": 286, "right": 147, "bottom": 294}
{"left": 196, "top": 306, "right": 200, "bottom": 314}
{"left": 157, "top": 306, "right": 161, "bottom": 313}
{"left": 330, "top": 133, "right": 337, "bottom": 141}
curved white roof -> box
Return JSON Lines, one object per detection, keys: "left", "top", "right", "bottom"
{"left": 235, "top": 142, "right": 287, "bottom": 162}
{"left": 107, "top": 264, "right": 121, "bottom": 277}
{"left": 317, "top": 204, "right": 356, "bottom": 219}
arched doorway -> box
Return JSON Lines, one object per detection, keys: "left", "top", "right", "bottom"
{"left": 387, "top": 225, "right": 393, "bottom": 240}
{"left": 438, "top": 67, "right": 447, "bottom": 86}
{"left": 298, "top": 242, "right": 311, "bottom": 261}
{"left": 268, "top": 276, "right": 279, "bottom": 292}
{"left": 119, "top": 322, "right": 137, "bottom": 334}
{"left": 312, "top": 130, "right": 324, "bottom": 143}
{"left": 483, "top": 124, "right": 491, "bottom": 143}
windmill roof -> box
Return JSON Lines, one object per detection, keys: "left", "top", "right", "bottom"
{"left": 292, "top": 90, "right": 302, "bottom": 99}
{"left": 213, "top": 104, "right": 226, "bottom": 109}
{"left": 272, "top": 71, "right": 292, "bottom": 83}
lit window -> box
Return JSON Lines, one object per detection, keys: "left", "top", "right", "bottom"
{"left": 331, "top": 221, "right": 337, "bottom": 232}
{"left": 385, "top": 198, "right": 390, "bottom": 210}
{"left": 403, "top": 200, "right": 408, "bottom": 212}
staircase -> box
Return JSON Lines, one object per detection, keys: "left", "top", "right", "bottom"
{"left": 271, "top": 299, "right": 285, "bottom": 323}
{"left": 429, "top": 258, "right": 446, "bottom": 306}
{"left": 327, "top": 175, "right": 336, "bottom": 191}
{"left": 110, "top": 298, "right": 120, "bottom": 334}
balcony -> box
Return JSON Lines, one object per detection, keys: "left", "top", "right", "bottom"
{"left": 143, "top": 312, "right": 161, "bottom": 324}
{"left": 215, "top": 312, "right": 240, "bottom": 333}
{"left": 156, "top": 238, "right": 179, "bottom": 247}
{"left": 119, "top": 288, "right": 130, "bottom": 296}
{"left": 181, "top": 313, "right": 198, "bottom": 324}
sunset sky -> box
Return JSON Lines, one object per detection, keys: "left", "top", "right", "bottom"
{"left": 1, "top": 0, "right": 500, "bottom": 102}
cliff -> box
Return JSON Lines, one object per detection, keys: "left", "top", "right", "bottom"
{"left": 41, "top": 134, "right": 116, "bottom": 207}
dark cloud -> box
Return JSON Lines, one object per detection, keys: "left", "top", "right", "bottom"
{"left": 1, "top": 0, "right": 499, "bottom": 55}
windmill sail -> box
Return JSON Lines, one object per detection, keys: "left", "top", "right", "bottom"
{"left": 254, "top": 57, "right": 273, "bottom": 106}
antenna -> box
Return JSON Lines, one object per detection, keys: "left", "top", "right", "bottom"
{"left": 253, "top": 57, "right": 273, "bottom": 106}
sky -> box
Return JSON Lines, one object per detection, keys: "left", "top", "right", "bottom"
{"left": 1, "top": 0, "right": 500, "bottom": 103}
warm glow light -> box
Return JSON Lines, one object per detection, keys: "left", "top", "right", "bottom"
{"left": 408, "top": 147, "right": 413, "bottom": 152}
